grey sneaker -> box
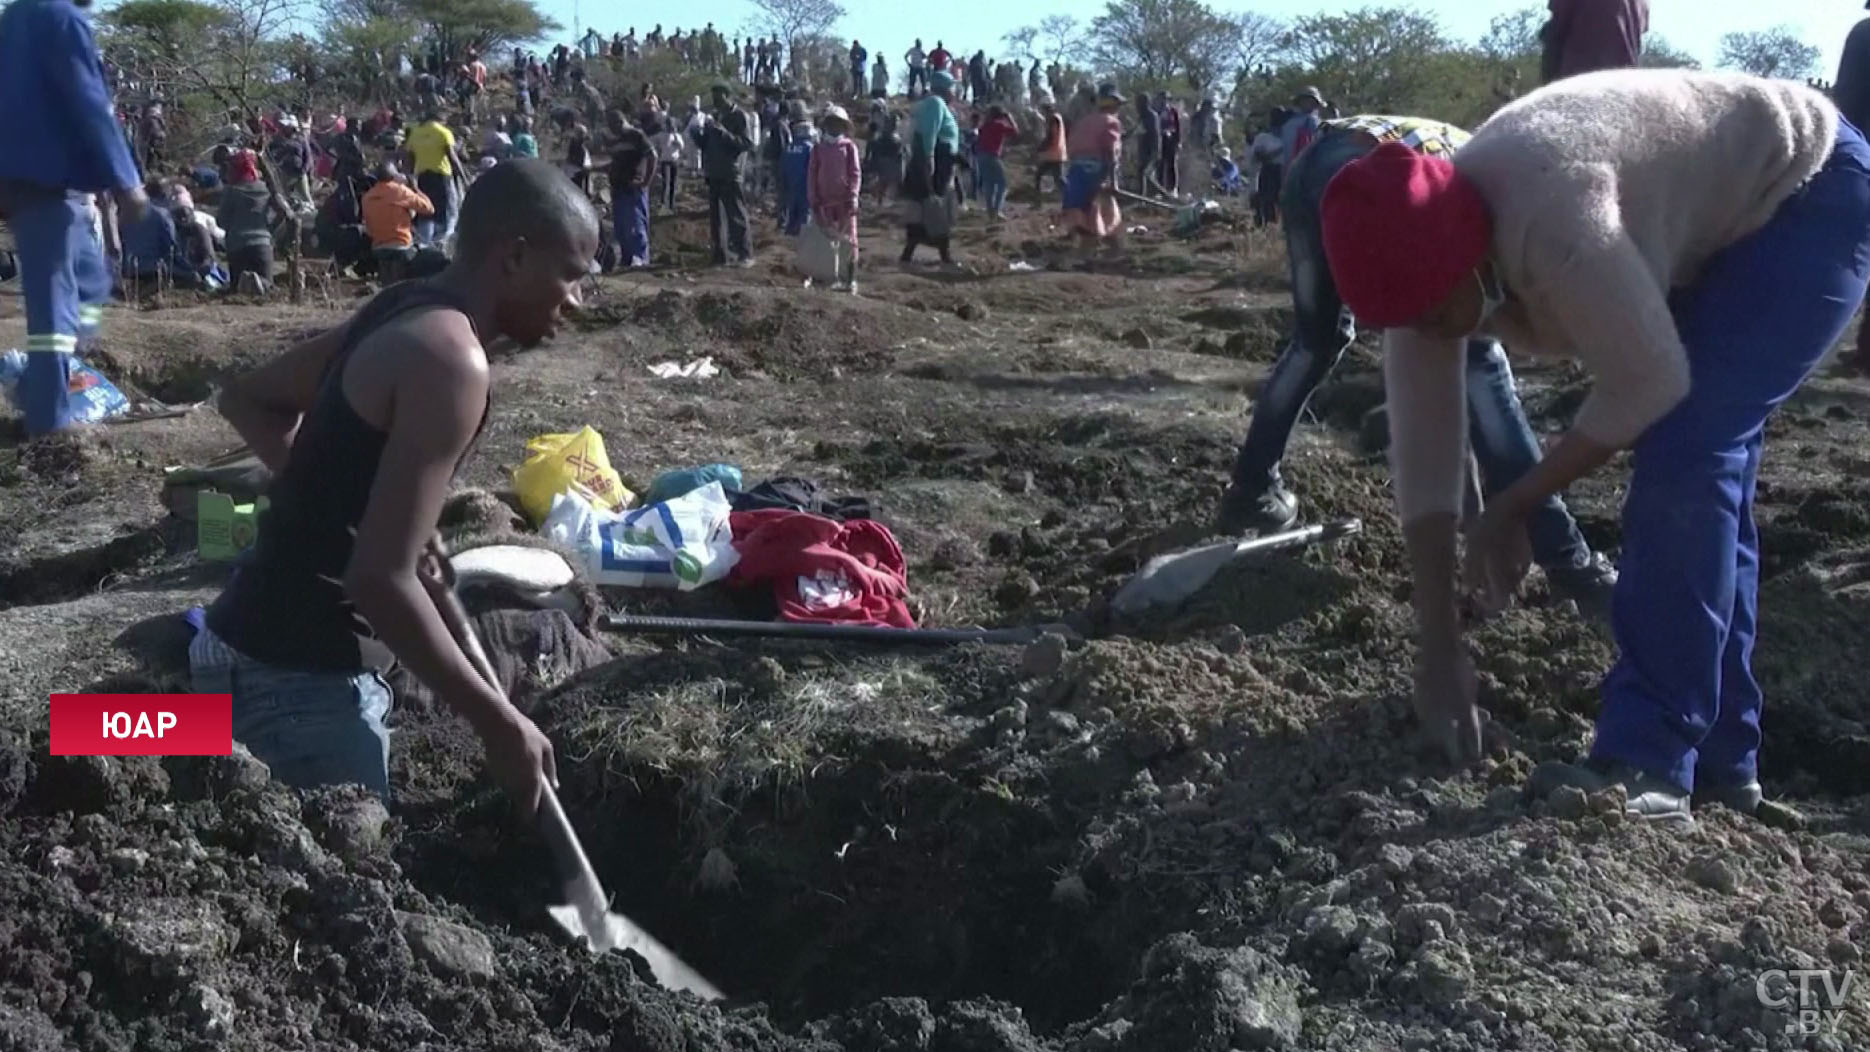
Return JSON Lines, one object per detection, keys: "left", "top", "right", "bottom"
{"left": 1545, "top": 552, "right": 1618, "bottom": 621}
{"left": 1216, "top": 479, "right": 1299, "bottom": 536}
{"left": 1581, "top": 757, "right": 1694, "bottom": 827}
{"left": 1692, "top": 780, "right": 1762, "bottom": 816}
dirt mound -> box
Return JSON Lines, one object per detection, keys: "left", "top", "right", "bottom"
{"left": 576, "top": 286, "right": 920, "bottom": 382}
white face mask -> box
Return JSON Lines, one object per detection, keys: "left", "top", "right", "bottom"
{"left": 1472, "top": 265, "right": 1505, "bottom": 335}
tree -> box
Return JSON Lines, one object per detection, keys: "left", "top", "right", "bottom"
{"left": 399, "top": 0, "right": 557, "bottom": 60}
{"left": 747, "top": 0, "right": 845, "bottom": 55}
{"left": 1479, "top": 6, "right": 1542, "bottom": 60}
{"left": 1005, "top": 14, "right": 1090, "bottom": 69}
{"left": 1277, "top": 7, "right": 1450, "bottom": 115}
{"left": 107, "top": 0, "right": 304, "bottom": 114}
{"left": 1640, "top": 34, "right": 1701, "bottom": 69}
{"left": 1229, "top": 12, "right": 1287, "bottom": 86}
{"left": 1476, "top": 7, "right": 1542, "bottom": 105}
{"left": 1089, "top": 0, "right": 1244, "bottom": 93}
{"left": 1718, "top": 26, "right": 1819, "bottom": 80}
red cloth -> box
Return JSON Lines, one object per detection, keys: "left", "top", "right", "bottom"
{"left": 226, "top": 149, "right": 260, "bottom": 184}
{"left": 928, "top": 47, "right": 950, "bottom": 70}
{"left": 727, "top": 510, "right": 916, "bottom": 628}
{"left": 1320, "top": 141, "right": 1491, "bottom": 328}
{"left": 975, "top": 115, "right": 1016, "bottom": 157}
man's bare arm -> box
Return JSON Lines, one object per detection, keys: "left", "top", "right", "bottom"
{"left": 216, "top": 320, "right": 354, "bottom": 472}
{"left": 340, "top": 320, "right": 512, "bottom": 736}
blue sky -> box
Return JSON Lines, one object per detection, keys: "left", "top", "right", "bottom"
{"left": 543, "top": 0, "right": 1866, "bottom": 78}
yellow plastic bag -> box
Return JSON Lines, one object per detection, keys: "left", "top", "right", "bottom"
{"left": 512, "top": 427, "right": 634, "bottom": 525}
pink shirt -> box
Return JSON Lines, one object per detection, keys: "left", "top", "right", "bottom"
{"left": 807, "top": 136, "right": 861, "bottom": 215}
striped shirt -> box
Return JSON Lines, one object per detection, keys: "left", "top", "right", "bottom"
{"left": 1322, "top": 114, "right": 1470, "bottom": 156}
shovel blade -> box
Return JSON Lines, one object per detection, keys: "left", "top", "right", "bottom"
{"left": 547, "top": 903, "right": 726, "bottom": 1000}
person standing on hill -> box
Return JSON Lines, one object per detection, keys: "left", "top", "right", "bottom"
{"left": 850, "top": 40, "right": 868, "bottom": 99}
{"left": 1217, "top": 112, "right": 1617, "bottom": 618}
{"left": 405, "top": 111, "right": 463, "bottom": 245}
{"left": 906, "top": 39, "right": 928, "bottom": 97}
{"left": 1157, "top": 92, "right": 1183, "bottom": 194}
{"left": 650, "top": 115, "right": 683, "bottom": 212}
{"left": 1541, "top": 0, "right": 1647, "bottom": 83}
{"left": 809, "top": 104, "right": 862, "bottom": 292}
{"left": 692, "top": 82, "right": 755, "bottom": 266}
{"left": 1321, "top": 70, "right": 1867, "bottom": 825}
{"left": 608, "top": 120, "right": 657, "bottom": 267}
{"left": 872, "top": 54, "right": 890, "bottom": 97}
{"left": 198, "top": 159, "right": 598, "bottom": 811}
{"left": 1062, "top": 84, "right": 1124, "bottom": 253}
{"left": 973, "top": 104, "right": 1017, "bottom": 218}
{"left": 0, "top": 0, "right": 148, "bottom": 438}
{"left": 1035, "top": 99, "right": 1068, "bottom": 202}
{"left": 1134, "top": 92, "right": 1161, "bottom": 195}
{"left": 781, "top": 102, "right": 817, "bottom": 235}
{"left": 901, "top": 69, "right": 959, "bottom": 266}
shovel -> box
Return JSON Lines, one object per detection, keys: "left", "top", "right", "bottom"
{"left": 428, "top": 542, "right": 725, "bottom": 1000}
{"left": 1110, "top": 519, "right": 1362, "bottom": 615}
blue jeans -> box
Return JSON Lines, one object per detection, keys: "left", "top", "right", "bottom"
{"left": 1229, "top": 128, "right": 1591, "bottom": 571}
{"left": 12, "top": 191, "right": 112, "bottom": 436}
{"left": 189, "top": 626, "right": 392, "bottom": 800}
{"left": 1591, "top": 119, "right": 1870, "bottom": 793}
{"left": 614, "top": 187, "right": 650, "bottom": 266}
{"left": 976, "top": 154, "right": 1008, "bottom": 213}
{"left": 414, "top": 171, "right": 457, "bottom": 246}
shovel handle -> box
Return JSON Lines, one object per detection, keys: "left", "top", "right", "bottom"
{"left": 1224, "top": 518, "right": 1362, "bottom": 558}
{"left": 537, "top": 782, "right": 606, "bottom": 905}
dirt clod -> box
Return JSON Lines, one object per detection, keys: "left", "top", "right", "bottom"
{"left": 1020, "top": 632, "right": 1070, "bottom": 680}
{"left": 396, "top": 910, "right": 497, "bottom": 979}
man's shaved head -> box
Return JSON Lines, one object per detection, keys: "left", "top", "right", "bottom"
{"left": 454, "top": 158, "right": 599, "bottom": 264}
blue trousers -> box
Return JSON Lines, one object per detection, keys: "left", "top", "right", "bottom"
{"left": 13, "top": 192, "right": 111, "bottom": 436}
{"left": 976, "top": 154, "right": 1009, "bottom": 213}
{"left": 1591, "top": 120, "right": 1870, "bottom": 793}
{"left": 614, "top": 187, "right": 650, "bottom": 266}
{"left": 190, "top": 626, "right": 393, "bottom": 800}
{"left": 1230, "top": 128, "right": 1591, "bottom": 570}
{"left": 782, "top": 187, "right": 810, "bottom": 237}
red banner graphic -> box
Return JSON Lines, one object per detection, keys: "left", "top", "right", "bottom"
{"left": 49, "top": 694, "right": 234, "bottom": 756}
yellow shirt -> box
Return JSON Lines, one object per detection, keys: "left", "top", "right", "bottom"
{"left": 407, "top": 121, "right": 455, "bottom": 176}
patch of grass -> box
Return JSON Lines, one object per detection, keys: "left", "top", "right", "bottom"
{"left": 557, "top": 658, "right": 964, "bottom": 835}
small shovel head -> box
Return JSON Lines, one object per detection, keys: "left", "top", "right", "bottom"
{"left": 547, "top": 900, "right": 726, "bottom": 1000}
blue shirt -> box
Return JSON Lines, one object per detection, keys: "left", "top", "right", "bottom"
{"left": 121, "top": 207, "right": 181, "bottom": 275}
{"left": 0, "top": 0, "right": 140, "bottom": 194}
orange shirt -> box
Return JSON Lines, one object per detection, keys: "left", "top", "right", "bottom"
{"left": 362, "top": 180, "right": 434, "bottom": 248}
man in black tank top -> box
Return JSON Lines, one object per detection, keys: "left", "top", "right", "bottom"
{"left": 192, "top": 158, "right": 600, "bottom": 815}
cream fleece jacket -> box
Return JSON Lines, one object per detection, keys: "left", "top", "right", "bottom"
{"left": 1383, "top": 69, "right": 1837, "bottom": 522}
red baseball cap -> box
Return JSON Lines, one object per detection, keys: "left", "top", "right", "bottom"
{"left": 1319, "top": 142, "right": 1492, "bottom": 329}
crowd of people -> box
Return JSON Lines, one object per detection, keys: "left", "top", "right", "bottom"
{"left": 12, "top": 0, "right": 1870, "bottom": 837}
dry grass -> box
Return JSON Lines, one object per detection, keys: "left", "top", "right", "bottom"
{"left": 555, "top": 658, "right": 965, "bottom": 836}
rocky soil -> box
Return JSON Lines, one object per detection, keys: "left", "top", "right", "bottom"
{"left": 2, "top": 170, "right": 1868, "bottom": 1052}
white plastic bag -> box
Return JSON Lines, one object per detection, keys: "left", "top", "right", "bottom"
{"left": 541, "top": 481, "right": 739, "bottom": 590}
{"left": 796, "top": 220, "right": 840, "bottom": 285}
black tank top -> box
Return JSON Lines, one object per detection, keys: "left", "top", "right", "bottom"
{"left": 207, "top": 282, "right": 487, "bottom": 672}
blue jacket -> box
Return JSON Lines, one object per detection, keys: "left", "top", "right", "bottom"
{"left": 782, "top": 133, "right": 813, "bottom": 205}
{"left": 0, "top": 0, "right": 141, "bottom": 194}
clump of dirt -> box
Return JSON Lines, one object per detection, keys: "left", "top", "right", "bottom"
{"left": 582, "top": 287, "right": 920, "bottom": 381}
